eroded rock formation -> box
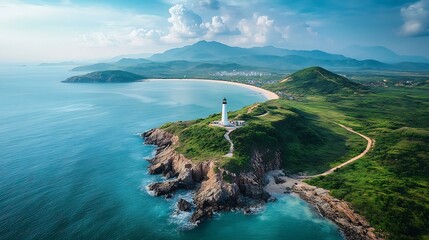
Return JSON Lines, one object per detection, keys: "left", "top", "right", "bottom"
{"left": 142, "top": 128, "right": 280, "bottom": 223}
{"left": 142, "top": 128, "right": 383, "bottom": 240}
{"left": 293, "top": 184, "right": 383, "bottom": 240}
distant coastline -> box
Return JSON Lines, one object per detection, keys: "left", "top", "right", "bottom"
{"left": 146, "top": 79, "right": 280, "bottom": 100}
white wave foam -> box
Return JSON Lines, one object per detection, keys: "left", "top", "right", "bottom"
{"left": 143, "top": 184, "right": 155, "bottom": 196}
{"left": 52, "top": 104, "right": 95, "bottom": 112}
{"left": 169, "top": 209, "right": 196, "bottom": 230}
{"left": 169, "top": 191, "right": 197, "bottom": 230}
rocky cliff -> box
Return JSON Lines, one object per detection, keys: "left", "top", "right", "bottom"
{"left": 143, "top": 128, "right": 383, "bottom": 239}
{"left": 293, "top": 183, "right": 383, "bottom": 240}
{"left": 142, "top": 128, "right": 281, "bottom": 224}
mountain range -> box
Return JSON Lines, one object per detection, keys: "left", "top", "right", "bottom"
{"left": 149, "top": 40, "right": 349, "bottom": 62}
{"left": 71, "top": 41, "right": 429, "bottom": 73}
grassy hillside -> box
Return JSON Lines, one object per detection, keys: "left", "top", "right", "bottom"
{"left": 160, "top": 119, "right": 230, "bottom": 161}
{"left": 226, "top": 100, "right": 366, "bottom": 173}
{"left": 62, "top": 70, "right": 144, "bottom": 83}
{"left": 159, "top": 99, "right": 366, "bottom": 175}
{"left": 284, "top": 84, "right": 429, "bottom": 239}
{"left": 156, "top": 66, "right": 429, "bottom": 239}
{"left": 72, "top": 60, "right": 283, "bottom": 82}
{"left": 267, "top": 66, "right": 364, "bottom": 96}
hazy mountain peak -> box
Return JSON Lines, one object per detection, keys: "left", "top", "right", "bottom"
{"left": 342, "top": 45, "right": 429, "bottom": 63}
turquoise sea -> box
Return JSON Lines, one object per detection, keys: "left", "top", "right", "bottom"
{"left": 0, "top": 66, "right": 343, "bottom": 240}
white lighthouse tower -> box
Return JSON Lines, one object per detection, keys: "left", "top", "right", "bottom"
{"left": 221, "top": 97, "right": 229, "bottom": 126}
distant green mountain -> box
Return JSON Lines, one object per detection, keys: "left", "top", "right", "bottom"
{"left": 71, "top": 41, "right": 429, "bottom": 74}
{"left": 62, "top": 70, "right": 144, "bottom": 83}
{"left": 115, "top": 58, "right": 152, "bottom": 66}
{"left": 269, "top": 66, "right": 362, "bottom": 95}
{"left": 72, "top": 58, "right": 152, "bottom": 71}
{"left": 150, "top": 40, "right": 349, "bottom": 62}
{"left": 72, "top": 63, "right": 118, "bottom": 71}
{"left": 150, "top": 40, "right": 249, "bottom": 62}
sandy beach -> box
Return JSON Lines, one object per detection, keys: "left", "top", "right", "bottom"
{"left": 147, "top": 79, "right": 280, "bottom": 100}
{"left": 263, "top": 170, "right": 302, "bottom": 194}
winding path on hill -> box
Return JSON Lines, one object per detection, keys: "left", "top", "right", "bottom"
{"left": 223, "top": 104, "right": 268, "bottom": 157}
{"left": 223, "top": 129, "right": 235, "bottom": 158}
{"left": 247, "top": 103, "right": 269, "bottom": 117}
{"left": 304, "top": 123, "right": 374, "bottom": 178}
{"left": 247, "top": 104, "right": 260, "bottom": 113}
{"left": 234, "top": 104, "right": 373, "bottom": 178}
{"left": 265, "top": 122, "right": 374, "bottom": 194}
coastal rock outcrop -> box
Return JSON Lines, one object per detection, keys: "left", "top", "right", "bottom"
{"left": 142, "top": 128, "right": 280, "bottom": 224}
{"left": 293, "top": 183, "right": 383, "bottom": 240}
{"left": 177, "top": 199, "right": 192, "bottom": 212}
{"left": 143, "top": 128, "right": 383, "bottom": 239}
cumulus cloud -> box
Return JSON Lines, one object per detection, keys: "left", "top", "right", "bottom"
{"left": 162, "top": 4, "right": 206, "bottom": 42}
{"left": 233, "top": 14, "right": 287, "bottom": 45}
{"left": 204, "top": 16, "right": 233, "bottom": 37}
{"left": 400, "top": 0, "right": 429, "bottom": 36}
{"left": 128, "top": 29, "right": 164, "bottom": 46}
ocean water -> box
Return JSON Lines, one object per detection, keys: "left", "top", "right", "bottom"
{"left": 0, "top": 66, "right": 343, "bottom": 240}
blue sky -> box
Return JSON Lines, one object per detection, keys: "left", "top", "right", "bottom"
{"left": 1, "top": 0, "right": 429, "bottom": 62}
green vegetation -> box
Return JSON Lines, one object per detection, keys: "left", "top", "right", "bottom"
{"left": 62, "top": 70, "right": 144, "bottom": 83}
{"left": 160, "top": 117, "right": 230, "bottom": 161}
{"left": 159, "top": 66, "right": 429, "bottom": 239}
{"left": 160, "top": 99, "right": 366, "bottom": 175}
{"left": 267, "top": 66, "right": 365, "bottom": 96}
{"left": 227, "top": 100, "right": 366, "bottom": 174}
{"left": 67, "top": 41, "right": 429, "bottom": 85}
{"left": 279, "top": 72, "right": 429, "bottom": 239}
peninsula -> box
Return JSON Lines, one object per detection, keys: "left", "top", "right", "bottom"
{"left": 62, "top": 70, "right": 144, "bottom": 83}
{"left": 141, "top": 67, "right": 387, "bottom": 239}
{"left": 141, "top": 65, "right": 429, "bottom": 240}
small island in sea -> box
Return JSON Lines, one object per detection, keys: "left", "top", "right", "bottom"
{"left": 62, "top": 70, "right": 144, "bottom": 83}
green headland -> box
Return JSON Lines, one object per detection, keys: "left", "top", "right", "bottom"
{"left": 158, "top": 66, "right": 429, "bottom": 240}
{"left": 62, "top": 70, "right": 144, "bottom": 83}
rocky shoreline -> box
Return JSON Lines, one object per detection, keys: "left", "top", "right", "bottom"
{"left": 291, "top": 182, "right": 383, "bottom": 240}
{"left": 142, "top": 128, "right": 280, "bottom": 223}
{"left": 142, "top": 128, "right": 382, "bottom": 240}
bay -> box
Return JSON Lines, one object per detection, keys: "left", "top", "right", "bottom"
{"left": 0, "top": 65, "right": 343, "bottom": 240}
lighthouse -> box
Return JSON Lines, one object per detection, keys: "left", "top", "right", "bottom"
{"left": 221, "top": 97, "right": 229, "bottom": 126}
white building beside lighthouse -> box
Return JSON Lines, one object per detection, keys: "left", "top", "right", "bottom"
{"left": 221, "top": 97, "right": 229, "bottom": 126}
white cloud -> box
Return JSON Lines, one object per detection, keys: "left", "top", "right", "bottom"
{"left": 0, "top": 0, "right": 345, "bottom": 62}
{"left": 81, "top": 28, "right": 164, "bottom": 49}
{"left": 162, "top": 4, "right": 206, "bottom": 42}
{"left": 0, "top": 1, "right": 167, "bottom": 62}
{"left": 205, "top": 16, "right": 232, "bottom": 37}
{"left": 233, "top": 14, "right": 286, "bottom": 45}
{"left": 400, "top": 0, "right": 429, "bottom": 36}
